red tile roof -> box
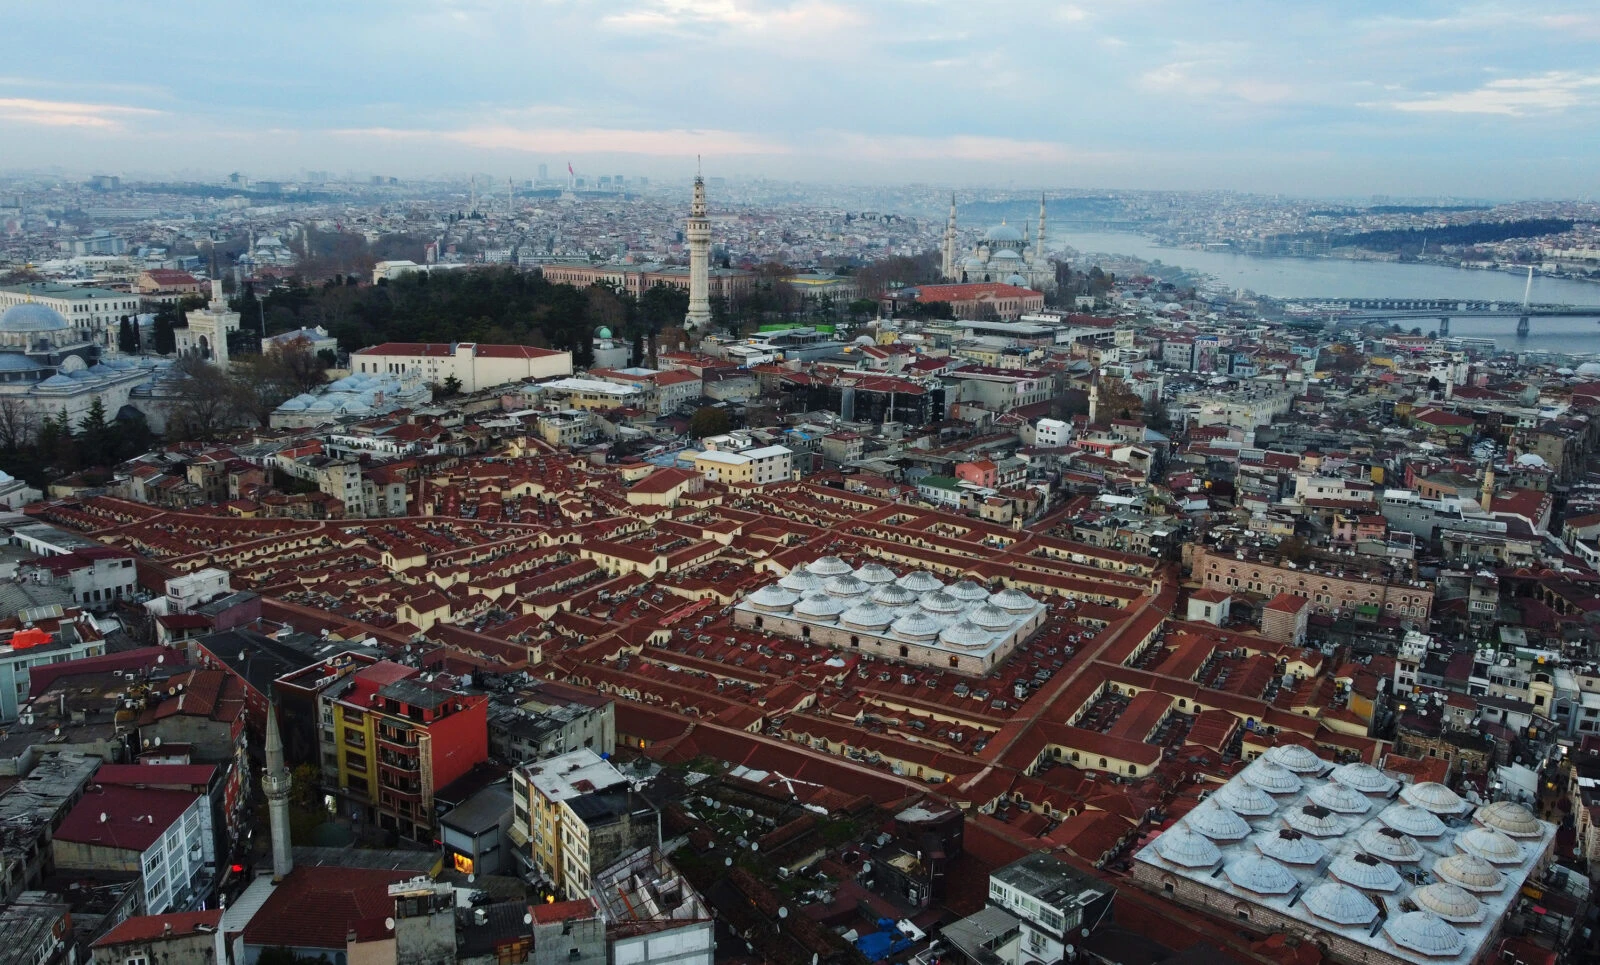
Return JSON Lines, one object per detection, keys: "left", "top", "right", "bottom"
{"left": 241, "top": 867, "right": 415, "bottom": 950}
{"left": 55, "top": 786, "right": 199, "bottom": 852}
{"left": 94, "top": 764, "right": 217, "bottom": 789}
{"left": 912, "top": 282, "right": 1041, "bottom": 302}
{"left": 94, "top": 909, "right": 222, "bottom": 946}
{"left": 472, "top": 343, "right": 566, "bottom": 359}
{"left": 354, "top": 342, "right": 455, "bottom": 357}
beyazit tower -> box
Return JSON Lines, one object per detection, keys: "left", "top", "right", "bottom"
{"left": 685, "top": 169, "right": 712, "bottom": 329}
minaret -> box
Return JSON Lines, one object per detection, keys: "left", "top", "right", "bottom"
{"left": 1480, "top": 466, "right": 1495, "bottom": 513}
{"left": 942, "top": 193, "right": 958, "bottom": 280}
{"left": 685, "top": 167, "right": 712, "bottom": 329}
{"left": 1035, "top": 193, "right": 1047, "bottom": 268}
{"left": 1088, "top": 369, "right": 1100, "bottom": 426}
{"left": 262, "top": 705, "right": 294, "bottom": 881}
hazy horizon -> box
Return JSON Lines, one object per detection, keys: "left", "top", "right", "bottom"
{"left": 6, "top": 0, "right": 1600, "bottom": 199}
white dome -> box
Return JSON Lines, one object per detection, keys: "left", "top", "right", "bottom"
{"left": 1378, "top": 803, "right": 1447, "bottom": 838}
{"left": 778, "top": 566, "right": 825, "bottom": 594}
{"left": 1357, "top": 824, "right": 1422, "bottom": 863}
{"left": 1283, "top": 803, "right": 1343, "bottom": 837}
{"left": 793, "top": 595, "right": 847, "bottom": 621}
{"left": 1456, "top": 827, "right": 1523, "bottom": 865}
{"left": 824, "top": 575, "right": 869, "bottom": 598}
{"left": 1308, "top": 781, "right": 1372, "bottom": 814}
{"left": 1576, "top": 362, "right": 1600, "bottom": 378}
{"left": 969, "top": 604, "right": 1015, "bottom": 630}
{"left": 1222, "top": 853, "right": 1296, "bottom": 895}
{"left": 1264, "top": 743, "right": 1325, "bottom": 773}
{"left": 1242, "top": 760, "right": 1303, "bottom": 795}
{"left": 870, "top": 583, "right": 919, "bottom": 608}
{"left": 1302, "top": 882, "right": 1377, "bottom": 926}
{"left": 1257, "top": 828, "right": 1325, "bottom": 865}
{"left": 1213, "top": 781, "right": 1277, "bottom": 817}
{"left": 1185, "top": 802, "right": 1251, "bottom": 841}
{"left": 1331, "top": 762, "right": 1397, "bottom": 794}
{"left": 896, "top": 571, "right": 943, "bottom": 594}
{"left": 1474, "top": 801, "right": 1542, "bottom": 837}
{"left": 1411, "top": 883, "right": 1486, "bottom": 923}
{"left": 854, "top": 563, "right": 896, "bottom": 585}
{"left": 1514, "top": 452, "right": 1547, "bottom": 467}
{"left": 0, "top": 302, "right": 71, "bottom": 333}
{"left": 747, "top": 585, "right": 799, "bottom": 612}
{"left": 1433, "top": 854, "right": 1504, "bottom": 893}
{"left": 1330, "top": 852, "right": 1402, "bottom": 891}
{"left": 945, "top": 579, "right": 990, "bottom": 602}
{"left": 840, "top": 602, "right": 892, "bottom": 630}
{"left": 983, "top": 222, "right": 1026, "bottom": 244}
{"left": 1383, "top": 912, "right": 1466, "bottom": 958}
{"left": 918, "top": 591, "right": 963, "bottom": 615}
{"left": 890, "top": 610, "right": 941, "bottom": 640}
{"left": 990, "top": 588, "right": 1036, "bottom": 613}
{"left": 939, "top": 620, "right": 991, "bottom": 649}
{"left": 1153, "top": 827, "right": 1221, "bottom": 869}
{"left": 1401, "top": 781, "right": 1466, "bottom": 814}
{"left": 808, "top": 556, "right": 853, "bottom": 576}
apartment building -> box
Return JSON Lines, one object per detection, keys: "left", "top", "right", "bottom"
{"left": 691, "top": 445, "right": 793, "bottom": 486}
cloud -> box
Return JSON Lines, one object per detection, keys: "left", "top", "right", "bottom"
{"left": 333, "top": 123, "right": 787, "bottom": 157}
{"left": 1139, "top": 61, "right": 1296, "bottom": 105}
{"left": 1385, "top": 72, "right": 1600, "bottom": 115}
{"left": 821, "top": 131, "right": 1112, "bottom": 164}
{"left": 602, "top": 0, "right": 863, "bottom": 35}
{"left": 0, "top": 97, "right": 161, "bottom": 129}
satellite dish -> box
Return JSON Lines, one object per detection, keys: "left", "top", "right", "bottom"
{"left": 724, "top": 857, "right": 733, "bottom": 867}
{"left": 99, "top": 812, "right": 107, "bottom": 823}
{"left": 751, "top": 842, "right": 759, "bottom": 852}
{"left": 468, "top": 874, "right": 476, "bottom": 883}
{"left": 157, "top": 654, "right": 164, "bottom": 664}
{"left": 524, "top": 912, "right": 533, "bottom": 926}
{"left": 384, "top": 917, "right": 395, "bottom": 931}
{"left": 778, "top": 907, "right": 788, "bottom": 920}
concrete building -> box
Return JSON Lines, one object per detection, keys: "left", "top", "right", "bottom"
{"left": 510, "top": 749, "right": 638, "bottom": 896}
{"left": 985, "top": 853, "right": 1115, "bottom": 965}
{"left": 17, "top": 545, "right": 137, "bottom": 611}
{"left": 532, "top": 899, "right": 605, "bottom": 965}
{"left": 536, "top": 263, "right": 753, "bottom": 302}
{"left": 352, "top": 341, "right": 572, "bottom": 393}
{"left": 1132, "top": 745, "right": 1558, "bottom": 965}
{"left": 0, "top": 282, "right": 140, "bottom": 353}
{"left": 690, "top": 444, "right": 793, "bottom": 486}
{"left": 733, "top": 557, "right": 1047, "bottom": 675}
{"left": 487, "top": 687, "right": 614, "bottom": 764}
{"left": 591, "top": 847, "right": 713, "bottom": 965}
{"left": 1194, "top": 546, "right": 1434, "bottom": 624}
{"left": 440, "top": 782, "right": 514, "bottom": 877}
{"left": 0, "top": 609, "right": 108, "bottom": 723}
{"left": 52, "top": 784, "right": 214, "bottom": 914}
{"left": 91, "top": 908, "right": 223, "bottom": 965}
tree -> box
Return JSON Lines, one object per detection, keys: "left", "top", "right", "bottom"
{"left": 434, "top": 375, "right": 462, "bottom": 398}
{"left": 0, "top": 397, "right": 37, "bottom": 451}
{"left": 166, "top": 356, "right": 236, "bottom": 440}
{"left": 710, "top": 295, "right": 734, "bottom": 335}
{"left": 77, "top": 398, "right": 113, "bottom": 463}
{"left": 688, "top": 406, "right": 731, "bottom": 439}
{"left": 153, "top": 305, "right": 179, "bottom": 355}
{"left": 117, "top": 316, "right": 138, "bottom": 354}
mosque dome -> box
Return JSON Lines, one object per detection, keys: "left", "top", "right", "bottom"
{"left": 944, "top": 579, "right": 990, "bottom": 602}
{"left": 854, "top": 563, "right": 896, "bottom": 585}
{"left": 983, "top": 222, "right": 1026, "bottom": 244}
{"left": 1153, "top": 827, "right": 1220, "bottom": 869}
{"left": 939, "top": 620, "right": 991, "bottom": 649}
{"left": 1383, "top": 912, "right": 1466, "bottom": 958}
{"left": 1302, "top": 882, "right": 1377, "bottom": 926}
{"left": 1331, "top": 762, "right": 1397, "bottom": 795}
{"left": 1223, "top": 854, "right": 1296, "bottom": 895}
{"left": 1186, "top": 801, "right": 1251, "bottom": 841}
{"left": 1330, "top": 852, "right": 1402, "bottom": 891}
{"left": 918, "top": 591, "right": 963, "bottom": 615}
{"left": 824, "top": 575, "right": 869, "bottom": 599}
{"left": 1265, "top": 743, "right": 1326, "bottom": 774}
{"left": 990, "top": 247, "right": 1023, "bottom": 261}
{"left": 896, "top": 571, "right": 943, "bottom": 594}
{"left": 0, "top": 354, "right": 46, "bottom": 373}
{"left": 594, "top": 326, "right": 614, "bottom": 339}
{"left": 1284, "top": 803, "right": 1343, "bottom": 837}
{"left": 1576, "top": 361, "right": 1600, "bottom": 378}
{"left": 1474, "top": 801, "right": 1542, "bottom": 838}
{"left": 1357, "top": 824, "right": 1422, "bottom": 863}
{"left": 1005, "top": 274, "right": 1029, "bottom": 287}
{"left": 870, "top": 583, "right": 919, "bottom": 608}
{"left": 969, "top": 605, "right": 1015, "bottom": 630}
{"left": 1308, "top": 781, "right": 1372, "bottom": 815}
{"left": 1456, "top": 827, "right": 1523, "bottom": 865}
{"left": 891, "top": 610, "right": 941, "bottom": 640}
{"left": 1433, "top": 854, "right": 1504, "bottom": 893}
{"left": 778, "top": 566, "right": 825, "bottom": 595}
{"left": 1411, "top": 883, "right": 1486, "bottom": 924}
{"left": 0, "top": 302, "right": 70, "bottom": 333}
{"left": 1400, "top": 781, "right": 1467, "bottom": 815}
{"left": 1241, "top": 760, "right": 1303, "bottom": 795}
{"left": 747, "top": 585, "right": 799, "bottom": 612}
{"left": 840, "top": 602, "right": 892, "bottom": 630}
{"left": 990, "top": 588, "right": 1036, "bottom": 613}
{"left": 808, "top": 556, "right": 853, "bottom": 577}
{"left": 1257, "top": 828, "right": 1325, "bottom": 865}
{"left": 1213, "top": 781, "right": 1277, "bottom": 817}
{"left": 793, "top": 595, "right": 847, "bottom": 621}
{"left": 1378, "top": 803, "right": 1448, "bottom": 838}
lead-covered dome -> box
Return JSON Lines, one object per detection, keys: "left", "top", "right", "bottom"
{"left": 1433, "top": 854, "right": 1503, "bottom": 893}
{"left": 793, "top": 595, "right": 847, "bottom": 621}
{"left": 1357, "top": 824, "right": 1422, "bottom": 863}
{"left": 1456, "top": 827, "right": 1523, "bottom": 865}
{"left": 1309, "top": 781, "right": 1372, "bottom": 814}
{"left": 1411, "top": 883, "right": 1485, "bottom": 924}
{"left": 854, "top": 563, "right": 896, "bottom": 585}
{"left": 1302, "top": 882, "right": 1378, "bottom": 926}
{"left": 983, "top": 222, "right": 1026, "bottom": 244}
{"left": 969, "top": 604, "right": 1015, "bottom": 630}
{"left": 1242, "top": 760, "right": 1303, "bottom": 795}
{"left": 896, "top": 571, "right": 943, "bottom": 594}
{"left": 1474, "top": 801, "right": 1541, "bottom": 837}
{"left": 808, "top": 556, "right": 853, "bottom": 577}
{"left": 890, "top": 610, "right": 941, "bottom": 640}
{"left": 0, "top": 302, "right": 71, "bottom": 333}
{"left": 990, "top": 588, "right": 1037, "bottom": 613}
{"left": 1331, "top": 762, "right": 1397, "bottom": 795}
{"left": 1330, "top": 852, "right": 1402, "bottom": 891}
{"left": 918, "top": 591, "right": 963, "bottom": 615}
{"left": 1258, "top": 828, "right": 1325, "bottom": 865}
{"left": 870, "top": 583, "right": 919, "bottom": 608}
{"left": 840, "top": 602, "right": 892, "bottom": 630}
{"left": 1383, "top": 912, "right": 1466, "bottom": 958}
{"left": 1284, "top": 803, "right": 1343, "bottom": 837}
{"left": 747, "top": 585, "right": 799, "bottom": 612}
{"left": 824, "top": 575, "right": 869, "bottom": 598}
{"left": 1378, "top": 803, "right": 1447, "bottom": 838}
{"left": 1153, "top": 827, "right": 1221, "bottom": 869}
{"left": 1401, "top": 781, "right": 1467, "bottom": 815}
{"left": 1265, "top": 743, "right": 1325, "bottom": 773}
{"left": 944, "top": 579, "right": 990, "bottom": 602}
{"left": 778, "top": 566, "right": 825, "bottom": 595}
{"left": 1213, "top": 781, "right": 1277, "bottom": 817}
{"left": 1223, "top": 853, "right": 1296, "bottom": 895}
{"left": 939, "top": 620, "right": 990, "bottom": 650}
{"left": 1186, "top": 802, "right": 1251, "bottom": 841}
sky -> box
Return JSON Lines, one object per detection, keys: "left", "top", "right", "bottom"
{"left": 4, "top": 0, "right": 1599, "bottom": 198}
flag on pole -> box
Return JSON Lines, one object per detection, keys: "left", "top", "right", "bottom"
{"left": 567, "top": 162, "right": 574, "bottom": 176}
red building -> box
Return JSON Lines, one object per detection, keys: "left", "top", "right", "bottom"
{"left": 892, "top": 282, "right": 1045, "bottom": 321}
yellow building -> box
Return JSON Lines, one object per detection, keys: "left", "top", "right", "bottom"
{"left": 690, "top": 445, "right": 794, "bottom": 486}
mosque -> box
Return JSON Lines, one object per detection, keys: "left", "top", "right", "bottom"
{"left": 0, "top": 301, "right": 169, "bottom": 434}
{"left": 941, "top": 194, "right": 1056, "bottom": 292}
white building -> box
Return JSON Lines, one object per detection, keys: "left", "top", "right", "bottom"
{"left": 0, "top": 303, "right": 167, "bottom": 438}
{"left": 155, "top": 567, "right": 231, "bottom": 615}
{"left": 0, "top": 282, "right": 141, "bottom": 354}
{"left": 52, "top": 785, "right": 214, "bottom": 915}
{"left": 173, "top": 283, "right": 239, "bottom": 371}
{"left": 691, "top": 444, "right": 793, "bottom": 486}
{"left": 591, "top": 848, "right": 713, "bottom": 965}
{"left": 352, "top": 342, "right": 572, "bottom": 393}
{"left": 1034, "top": 417, "right": 1071, "bottom": 448}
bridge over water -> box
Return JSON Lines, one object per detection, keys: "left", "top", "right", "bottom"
{"left": 1291, "top": 297, "right": 1597, "bottom": 336}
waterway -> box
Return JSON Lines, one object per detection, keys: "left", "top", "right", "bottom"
{"left": 1050, "top": 228, "right": 1600, "bottom": 354}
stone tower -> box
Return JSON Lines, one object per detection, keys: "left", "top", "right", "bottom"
{"left": 685, "top": 172, "right": 712, "bottom": 329}
{"left": 1035, "top": 193, "right": 1047, "bottom": 268}
{"left": 262, "top": 705, "right": 294, "bottom": 881}
{"left": 942, "top": 193, "right": 958, "bottom": 279}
